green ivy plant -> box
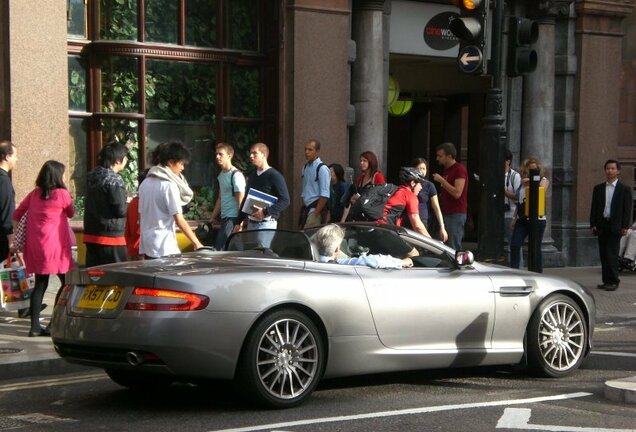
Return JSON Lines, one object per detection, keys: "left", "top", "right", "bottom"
{"left": 85, "top": 0, "right": 261, "bottom": 220}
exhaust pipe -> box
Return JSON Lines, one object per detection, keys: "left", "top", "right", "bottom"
{"left": 125, "top": 351, "right": 144, "bottom": 366}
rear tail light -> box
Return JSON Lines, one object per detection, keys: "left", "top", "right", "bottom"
{"left": 125, "top": 287, "right": 209, "bottom": 311}
{"left": 57, "top": 284, "right": 72, "bottom": 306}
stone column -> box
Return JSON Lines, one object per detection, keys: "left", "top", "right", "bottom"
{"left": 350, "top": 0, "right": 388, "bottom": 174}
{"left": 7, "top": 0, "right": 68, "bottom": 201}
{"left": 570, "top": 0, "right": 633, "bottom": 265}
{"left": 521, "top": 1, "right": 574, "bottom": 267}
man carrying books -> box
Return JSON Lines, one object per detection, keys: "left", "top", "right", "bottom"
{"left": 234, "top": 143, "right": 290, "bottom": 248}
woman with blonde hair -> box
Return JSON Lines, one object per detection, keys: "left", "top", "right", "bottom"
{"left": 509, "top": 157, "right": 550, "bottom": 272}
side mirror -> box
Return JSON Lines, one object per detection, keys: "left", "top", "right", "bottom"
{"left": 455, "top": 250, "right": 474, "bottom": 266}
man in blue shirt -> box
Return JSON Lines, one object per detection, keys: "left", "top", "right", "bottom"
{"left": 314, "top": 224, "right": 413, "bottom": 268}
{"left": 299, "top": 139, "right": 330, "bottom": 228}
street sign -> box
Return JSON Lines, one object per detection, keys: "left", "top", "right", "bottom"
{"left": 457, "top": 45, "right": 483, "bottom": 74}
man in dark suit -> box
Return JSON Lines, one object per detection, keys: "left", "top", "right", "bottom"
{"left": 590, "top": 159, "right": 633, "bottom": 291}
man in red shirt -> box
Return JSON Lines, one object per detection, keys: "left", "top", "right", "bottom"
{"left": 382, "top": 167, "right": 431, "bottom": 237}
{"left": 432, "top": 142, "right": 468, "bottom": 250}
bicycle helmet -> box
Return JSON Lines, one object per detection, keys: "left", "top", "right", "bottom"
{"left": 398, "top": 166, "right": 426, "bottom": 185}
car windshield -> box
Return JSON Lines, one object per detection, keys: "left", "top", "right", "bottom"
{"left": 226, "top": 229, "right": 316, "bottom": 260}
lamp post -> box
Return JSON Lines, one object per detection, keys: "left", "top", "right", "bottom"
{"left": 476, "top": 0, "right": 506, "bottom": 262}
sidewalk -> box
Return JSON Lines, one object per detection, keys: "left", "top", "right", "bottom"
{"left": 0, "top": 266, "right": 634, "bottom": 399}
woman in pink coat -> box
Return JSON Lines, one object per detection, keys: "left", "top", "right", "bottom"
{"left": 13, "top": 160, "right": 74, "bottom": 337}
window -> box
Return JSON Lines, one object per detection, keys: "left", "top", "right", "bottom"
{"left": 67, "top": 0, "right": 277, "bottom": 219}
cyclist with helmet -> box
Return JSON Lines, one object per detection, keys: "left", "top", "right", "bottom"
{"left": 381, "top": 167, "right": 431, "bottom": 237}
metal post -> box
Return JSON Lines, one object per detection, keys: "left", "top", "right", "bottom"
{"left": 477, "top": 0, "right": 506, "bottom": 262}
{"left": 527, "top": 167, "right": 540, "bottom": 272}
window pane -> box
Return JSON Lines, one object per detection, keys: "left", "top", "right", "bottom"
{"left": 224, "top": 123, "right": 258, "bottom": 172}
{"left": 144, "top": 0, "right": 177, "bottom": 44}
{"left": 146, "top": 121, "right": 215, "bottom": 190}
{"left": 69, "top": 118, "right": 88, "bottom": 209}
{"left": 67, "top": 0, "right": 87, "bottom": 38}
{"left": 100, "top": 0, "right": 138, "bottom": 41}
{"left": 146, "top": 60, "right": 216, "bottom": 121}
{"left": 228, "top": 0, "right": 258, "bottom": 51}
{"left": 100, "top": 118, "right": 139, "bottom": 195}
{"left": 185, "top": 0, "right": 217, "bottom": 47}
{"left": 68, "top": 56, "right": 87, "bottom": 112}
{"left": 101, "top": 56, "right": 139, "bottom": 113}
{"left": 230, "top": 66, "right": 260, "bottom": 118}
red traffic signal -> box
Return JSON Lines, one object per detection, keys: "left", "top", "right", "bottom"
{"left": 449, "top": 0, "right": 488, "bottom": 74}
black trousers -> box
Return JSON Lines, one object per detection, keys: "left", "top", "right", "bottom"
{"left": 85, "top": 243, "right": 127, "bottom": 267}
{"left": 30, "top": 273, "right": 65, "bottom": 333}
{"left": 597, "top": 220, "right": 621, "bottom": 285}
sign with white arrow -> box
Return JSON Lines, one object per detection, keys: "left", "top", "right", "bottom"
{"left": 457, "top": 45, "right": 483, "bottom": 74}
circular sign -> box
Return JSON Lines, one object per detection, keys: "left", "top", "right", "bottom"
{"left": 423, "top": 12, "right": 460, "bottom": 51}
{"left": 457, "top": 45, "right": 483, "bottom": 74}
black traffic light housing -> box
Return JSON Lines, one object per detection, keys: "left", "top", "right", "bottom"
{"left": 507, "top": 17, "right": 538, "bottom": 77}
{"left": 449, "top": 0, "right": 489, "bottom": 75}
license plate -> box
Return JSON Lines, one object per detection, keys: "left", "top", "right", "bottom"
{"left": 76, "top": 285, "right": 124, "bottom": 310}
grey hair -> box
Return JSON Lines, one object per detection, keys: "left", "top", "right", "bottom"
{"left": 314, "top": 224, "right": 345, "bottom": 257}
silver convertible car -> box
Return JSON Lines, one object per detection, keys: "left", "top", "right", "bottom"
{"left": 51, "top": 223, "right": 595, "bottom": 408}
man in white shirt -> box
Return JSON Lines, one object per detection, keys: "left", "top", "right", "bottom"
{"left": 503, "top": 149, "right": 521, "bottom": 244}
{"left": 314, "top": 224, "right": 413, "bottom": 269}
{"left": 139, "top": 141, "right": 203, "bottom": 258}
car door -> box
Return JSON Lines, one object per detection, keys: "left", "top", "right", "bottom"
{"left": 356, "top": 248, "right": 495, "bottom": 351}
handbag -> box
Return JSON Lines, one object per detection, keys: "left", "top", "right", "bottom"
{"left": 0, "top": 253, "right": 35, "bottom": 311}
{"left": 14, "top": 212, "right": 27, "bottom": 252}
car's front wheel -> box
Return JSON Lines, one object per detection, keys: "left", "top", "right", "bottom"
{"left": 238, "top": 309, "right": 325, "bottom": 408}
{"left": 526, "top": 294, "right": 588, "bottom": 377}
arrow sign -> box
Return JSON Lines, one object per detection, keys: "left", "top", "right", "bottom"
{"left": 496, "top": 408, "right": 636, "bottom": 432}
{"left": 459, "top": 52, "right": 481, "bottom": 65}
{"left": 457, "top": 45, "right": 483, "bottom": 74}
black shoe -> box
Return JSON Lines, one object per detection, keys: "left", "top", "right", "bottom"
{"left": 597, "top": 283, "right": 607, "bottom": 289}
{"left": 17, "top": 303, "right": 47, "bottom": 318}
{"left": 603, "top": 284, "right": 619, "bottom": 291}
{"left": 28, "top": 328, "right": 51, "bottom": 337}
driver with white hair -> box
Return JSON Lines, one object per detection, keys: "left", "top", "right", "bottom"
{"left": 314, "top": 224, "right": 413, "bottom": 269}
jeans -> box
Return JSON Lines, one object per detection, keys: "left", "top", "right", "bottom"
{"left": 215, "top": 217, "right": 237, "bottom": 251}
{"left": 247, "top": 218, "right": 278, "bottom": 249}
{"left": 444, "top": 213, "right": 467, "bottom": 250}
{"left": 510, "top": 218, "right": 547, "bottom": 272}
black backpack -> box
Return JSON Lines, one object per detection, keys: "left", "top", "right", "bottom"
{"left": 348, "top": 183, "right": 398, "bottom": 221}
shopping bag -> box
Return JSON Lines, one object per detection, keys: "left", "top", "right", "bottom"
{"left": 14, "top": 212, "right": 27, "bottom": 252}
{"left": 0, "top": 253, "right": 35, "bottom": 311}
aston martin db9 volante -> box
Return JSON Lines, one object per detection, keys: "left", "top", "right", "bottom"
{"left": 51, "top": 223, "right": 595, "bottom": 408}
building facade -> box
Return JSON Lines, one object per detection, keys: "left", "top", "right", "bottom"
{"left": 1, "top": 0, "right": 634, "bottom": 266}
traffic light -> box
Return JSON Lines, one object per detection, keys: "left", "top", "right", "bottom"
{"left": 506, "top": 17, "right": 538, "bottom": 77}
{"left": 449, "top": 0, "right": 489, "bottom": 75}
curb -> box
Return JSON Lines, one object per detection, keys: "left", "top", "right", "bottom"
{"left": 605, "top": 377, "right": 636, "bottom": 404}
{"left": 0, "top": 352, "right": 90, "bottom": 381}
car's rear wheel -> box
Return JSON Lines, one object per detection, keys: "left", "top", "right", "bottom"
{"left": 105, "top": 369, "right": 173, "bottom": 390}
{"left": 526, "top": 294, "right": 588, "bottom": 377}
{"left": 238, "top": 309, "right": 325, "bottom": 408}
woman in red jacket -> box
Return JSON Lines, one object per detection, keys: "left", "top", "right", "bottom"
{"left": 13, "top": 160, "right": 74, "bottom": 337}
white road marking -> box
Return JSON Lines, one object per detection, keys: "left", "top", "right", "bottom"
{"left": 496, "top": 407, "right": 636, "bottom": 431}
{"left": 8, "top": 413, "right": 76, "bottom": 424}
{"left": 592, "top": 351, "right": 636, "bottom": 358}
{"left": 209, "top": 392, "right": 592, "bottom": 432}
{"left": 0, "top": 372, "right": 106, "bottom": 393}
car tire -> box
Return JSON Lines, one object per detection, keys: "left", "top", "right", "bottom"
{"left": 238, "top": 309, "right": 325, "bottom": 408}
{"left": 526, "top": 294, "right": 588, "bottom": 378}
{"left": 105, "top": 369, "right": 173, "bottom": 390}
